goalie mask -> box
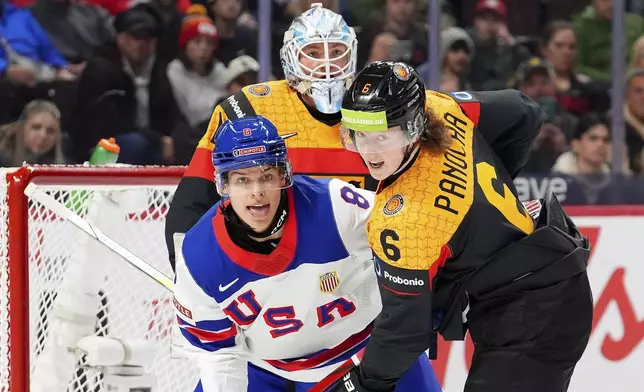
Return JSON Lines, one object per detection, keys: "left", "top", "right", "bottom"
{"left": 280, "top": 3, "right": 357, "bottom": 114}
{"left": 212, "top": 116, "right": 296, "bottom": 197}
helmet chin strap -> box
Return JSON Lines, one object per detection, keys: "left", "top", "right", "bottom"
{"left": 392, "top": 142, "right": 421, "bottom": 177}
{"left": 295, "top": 80, "right": 311, "bottom": 95}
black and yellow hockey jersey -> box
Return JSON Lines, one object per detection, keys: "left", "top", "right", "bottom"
{"left": 184, "top": 80, "right": 374, "bottom": 188}
{"left": 359, "top": 89, "right": 546, "bottom": 388}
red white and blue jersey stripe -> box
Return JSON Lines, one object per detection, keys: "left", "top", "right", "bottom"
{"left": 173, "top": 177, "right": 380, "bottom": 389}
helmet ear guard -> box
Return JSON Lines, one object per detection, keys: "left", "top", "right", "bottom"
{"left": 407, "top": 111, "right": 426, "bottom": 141}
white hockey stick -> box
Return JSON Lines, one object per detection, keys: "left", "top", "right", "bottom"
{"left": 24, "top": 182, "right": 174, "bottom": 292}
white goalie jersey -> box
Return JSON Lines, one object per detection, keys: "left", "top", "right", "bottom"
{"left": 173, "top": 177, "right": 381, "bottom": 391}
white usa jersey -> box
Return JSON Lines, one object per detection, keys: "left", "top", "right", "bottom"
{"left": 173, "top": 176, "right": 380, "bottom": 391}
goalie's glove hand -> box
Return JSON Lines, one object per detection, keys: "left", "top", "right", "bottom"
{"left": 324, "top": 366, "right": 392, "bottom": 392}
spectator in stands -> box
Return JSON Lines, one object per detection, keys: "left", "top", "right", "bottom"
{"left": 0, "top": 0, "right": 75, "bottom": 87}
{"left": 624, "top": 68, "right": 644, "bottom": 174}
{"left": 151, "top": 0, "right": 187, "bottom": 63}
{"left": 417, "top": 26, "right": 473, "bottom": 92}
{"left": 552, "top": 112, "right": 631, "bottom": 204}
{"left": 285, "top": 1, "right": 341, "bottom": 18}
{"left": 82, "top": 0, "right": 129, "bottom": 15}
{"left": 514, "top": 57, "right": 559, "bottom": 120}
{"left": 208, "top": 0, "right": 258, "bottom": 66}
{"left": 514, "top": 57, "right": 583, "bottom": 141}
{"left": 171, "top": 54, "right": 257, "bottom": 166}
{"left": 84, "top": 0, "right": 192, "bottom": 15}
{"left": 466, "top": 0, "right": 530, "bottom": 90}
{"left": 553, "top": 112, "right": 612, "bottom": 175}
{"left": 220, "top": 54, "right": 259, "bottom": 96}
{"left": 74, "top": 3, "right": 182, "bottom": 165}
{"left": 522, "top": 120, "right": 567, "bottom": 174}
{"left": 167, "top": 7, "right": 226, "bottom": 128}
{"left": 631, "top": 36, "right": 644, "bottom": 69}
{"left": 572, "top": 0, "right": 644, "bottom": 83}
{"left": 28, "top": 0, "right": 114, "bottom": 67}
{"left": 0, "top": 0, "right": 78, "bottom": 124}
{"left": 541, "top": 20, "right": 607, "bottom": 117}
{"left": 0, "top": 100, "right": 65, "bottom": 166}
{"left": 362, "top": 0, "right": 428, "bottom": 69}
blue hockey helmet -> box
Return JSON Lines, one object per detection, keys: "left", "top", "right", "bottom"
{"left": 212, "top": 116, "right": 296, "bottom": 197}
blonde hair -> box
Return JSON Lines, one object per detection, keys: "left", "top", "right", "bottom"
{"left": 631, "top": 36, "right": 644, "bottom": 68}
{"left": 0, "top": 100, "right": 65, "bottom": 166}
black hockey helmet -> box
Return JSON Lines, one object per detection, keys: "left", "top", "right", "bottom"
{"left": 340, "top": 61, "right": 426, "bottom": 153}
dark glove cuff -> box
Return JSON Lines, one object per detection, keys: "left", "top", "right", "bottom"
{"left": 357, "top": 367, "right": 396, "bottom": 392}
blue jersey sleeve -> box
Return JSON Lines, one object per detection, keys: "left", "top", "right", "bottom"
{"left": 173, "top": 225, "right": 250, "bottom": 391}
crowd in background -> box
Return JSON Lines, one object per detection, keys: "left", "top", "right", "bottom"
{"left": 1, "top": 0, "right": 643, "bottom": 203}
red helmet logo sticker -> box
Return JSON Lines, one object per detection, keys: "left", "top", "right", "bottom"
{"left": 233, "top": 145, "right": 266, "bottom": 157}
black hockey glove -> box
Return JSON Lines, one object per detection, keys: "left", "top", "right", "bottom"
{"left": 324, "top": 366, "right": 393, "bottom": 392}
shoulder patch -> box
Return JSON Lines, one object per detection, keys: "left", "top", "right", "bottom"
{"left": 247, "top": 84, "right": 271, "bottom": 97}
{"left": 319, "top": 271, "right": 340, "bottom": 293}
{"left": 383, "top": 194, "right": 404, "bottom": 216}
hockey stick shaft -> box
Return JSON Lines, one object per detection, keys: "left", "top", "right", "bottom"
{"left": 24, "top": 183, "right": 174, "bottom": 292}
{"left": 307, "top": 351, "right": 363, "bottom": 392}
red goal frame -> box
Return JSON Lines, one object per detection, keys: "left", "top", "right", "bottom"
{"left": 4, "top": 165, "right": 185, "bottom": 392}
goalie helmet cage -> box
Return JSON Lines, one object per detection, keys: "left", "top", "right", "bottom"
{"left": 0, "top": 165, "right": 199, "bottom": 392}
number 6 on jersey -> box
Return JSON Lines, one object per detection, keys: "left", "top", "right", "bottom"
{"left": 380, "top": 229, "right": 401, "bottom": 262}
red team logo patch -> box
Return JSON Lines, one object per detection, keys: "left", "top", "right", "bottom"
{"left": 319, "top": 271, "right": 340, "bottom": 293}
{"left": 242, "top": 127, "right": 252, "bottom": 136}
{"left": 383, "top": 194, "right": 404, "bottom": 216}
{"left": 233, "top": 145, "right": 267, "bottom": 157}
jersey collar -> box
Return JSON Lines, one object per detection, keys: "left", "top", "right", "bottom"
{"left": 212, "top": 188, "right": 298, "bottom": 276}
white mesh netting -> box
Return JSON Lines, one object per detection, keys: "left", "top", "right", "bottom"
{"left": 0, "top": 167, "right": 199, "bottom": 392}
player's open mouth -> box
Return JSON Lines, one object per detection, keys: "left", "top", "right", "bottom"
{"left": 368, "top": 160, "right": 385, "bottom": 169}
{"left": 247, "top": 204, "right": 270, "bottom": 218}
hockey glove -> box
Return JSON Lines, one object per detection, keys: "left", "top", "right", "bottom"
{"left": 323, "top": 366, "right": 393, "bottom": 392}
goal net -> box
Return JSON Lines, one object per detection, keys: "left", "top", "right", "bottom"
{"left": 0, "top": 165, "right": 199, "bottom": 392}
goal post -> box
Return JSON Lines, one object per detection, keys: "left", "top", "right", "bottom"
{"left": 0, "top": 165, "right": 198, "bottom": 392}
